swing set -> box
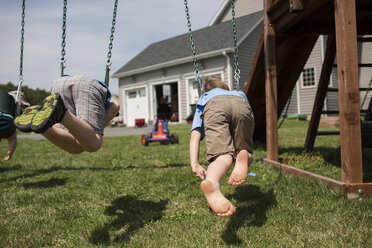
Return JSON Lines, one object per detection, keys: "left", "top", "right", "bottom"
{"left": 183, "top": 0, "right": 241, "bottom": 96}
{"left": 0, "top": 0, "right": 119, "bottom": 139}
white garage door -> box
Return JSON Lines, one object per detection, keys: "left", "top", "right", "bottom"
{"left": 125, "top": 88, "right": 149, "bottom": 127}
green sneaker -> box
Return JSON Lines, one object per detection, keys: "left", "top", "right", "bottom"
{"left": 30, "top": 93, "right": 66, "bottom": 133}
{"left": 14, "top": 105, "right": 41, "bottom": 132}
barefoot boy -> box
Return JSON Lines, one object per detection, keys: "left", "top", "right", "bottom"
{"left": 189, "top": 76, "right": 254, "bottom": 217}
{"left": 14, "top": 75, "right": 119, "bottom": 154}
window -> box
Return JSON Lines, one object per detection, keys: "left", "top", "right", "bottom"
{"left": 139, "top": 88, "right": 146, "bottom": 97}
{"left": 302, "top": 67, "right": 316, "bottom": 87}
{"left": 128, "top": 91, "right": 136, "bottom": 98}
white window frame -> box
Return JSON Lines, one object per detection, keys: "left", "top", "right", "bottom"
{"left": 300, "top": 67, "right": 317, "bottom": 89}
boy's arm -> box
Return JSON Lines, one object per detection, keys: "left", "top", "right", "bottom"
{"left": 190, "top": 128, "right": 206, "bottom": 180}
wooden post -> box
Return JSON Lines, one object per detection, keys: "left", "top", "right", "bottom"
{"left": 304, "top": 35, "right": 336, "bottom": 152}
{"left": 334, "top": 0, "right": 363, "bottom": 183}
{"left": 289, "top": 0, "right": 304, "bottom": 13}
{"left": 264, "top": 0, "right": 278, "bottom": 161}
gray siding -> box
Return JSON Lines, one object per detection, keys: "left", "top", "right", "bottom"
{"left": 237, "top": 23, "right": 262, "bottom": 91}
{"left": 216, "top": 0, "right": 263, "bottom": 23}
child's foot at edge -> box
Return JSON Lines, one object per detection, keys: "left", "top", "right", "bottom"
{"left": 200, "top": 179, "right": 236, "bottom": 217}
{"left": 228, "top": 155, "right": 253, "bottom": 186}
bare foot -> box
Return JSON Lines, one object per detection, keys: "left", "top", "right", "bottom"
{"left": 200, "top": 180, "right": 236, "bottom": 217}
{"left": 228, "top": 154, "right": 253, "bottom": 186}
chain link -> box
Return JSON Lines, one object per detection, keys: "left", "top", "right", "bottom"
{"left": 104, "top": 0, "right": 119, "bottom": 87}
{"left": 106, "top": 0, "right": 118, "bottom": 69}
{"left": 60, "top": 0, "right": 67, "bottom": 76}
{"left": 184, "top": 0, "right": 202, "bottom": 95}
{"left": 16, "top": 0, "right": 26, "bottom": 106}
{"left": 231, "top": 0, "right": 240, "bottom": 89}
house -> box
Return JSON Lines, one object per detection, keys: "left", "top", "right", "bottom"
{"left": 112, "top": 0, "right": 372, "bottom": 127}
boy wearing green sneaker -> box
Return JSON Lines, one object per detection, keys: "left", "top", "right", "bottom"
{"left": 14, "top": 75, "right": 120, "bottom": 154}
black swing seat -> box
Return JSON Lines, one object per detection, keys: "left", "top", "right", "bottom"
{"left": 0, "top": 90, "right": 16, "bottom": 139}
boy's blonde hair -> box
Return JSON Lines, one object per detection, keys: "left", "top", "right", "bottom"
{"left": 202, "top": 76, "right": 229, "bottom": 94}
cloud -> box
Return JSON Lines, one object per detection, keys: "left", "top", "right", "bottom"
{"left": 0, "top": 0, "right": 226, "bottom": 94}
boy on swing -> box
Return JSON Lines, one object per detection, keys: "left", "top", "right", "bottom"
{"left": 189, "top": 76, "right": 254, "bottom": 217}
{"left": 14, "top": 75, "right": 119, "bottom": 154}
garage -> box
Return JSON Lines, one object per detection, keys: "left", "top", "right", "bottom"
{"left": 124, "top": 87, "right": 149, "bottom": 127}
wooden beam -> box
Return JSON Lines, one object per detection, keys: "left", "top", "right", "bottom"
{"left": 262, "top": 158, "right": 372, "bottom": 198}
{"left": 304, "top": 35, "right": 336, "bottom": 152}
{"left": 268, "top": 0, "right": 329, "bottom": 34}
{"left": 289, "top": 0, "right": 304, "bottom": 13}
{"left": 262, "top": 158, "right": 345, "bottom": 190}
{"left": 264, "top": 0, "right": 279, "bottom": 161}
{"left": 334, "top": 0, "right": 363, "bottom": 184}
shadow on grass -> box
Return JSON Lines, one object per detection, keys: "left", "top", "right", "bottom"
{"left": 0, "top": 163, "right": 188, "bottom": 184}
{"left": 0, "top": 164, "right": 22, "bottom": 173}
{"left": 22, "top": 177, "right": 67, "bottom": 188}
{"left": 222, "top": 185, "right": 277, "bottom": 245}
{"left": 90, "top": 195, "right": 168, "bottom": 246}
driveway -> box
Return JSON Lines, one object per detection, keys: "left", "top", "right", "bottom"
{"left": 18, "top": 126, "right": 153, "bottom": 140}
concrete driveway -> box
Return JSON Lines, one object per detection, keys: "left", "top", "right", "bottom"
{"left": 18, "top": 126, "right": 153, "bottom": 140}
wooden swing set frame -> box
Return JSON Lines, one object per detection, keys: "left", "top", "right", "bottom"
{"left": 245, "top": 0, "right": 372, "bottom": 199}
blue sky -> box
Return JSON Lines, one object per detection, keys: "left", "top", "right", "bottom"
{"left": 0, "top": 0, "right": 225, "bottom": 95}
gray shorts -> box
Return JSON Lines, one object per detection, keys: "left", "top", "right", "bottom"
{"left": 202, "top": 95, "right": 254, "bottom": 162}
{"left": 51, "top": 75, "right": 107, "bottom": 135}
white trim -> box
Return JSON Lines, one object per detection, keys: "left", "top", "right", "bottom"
{"left": 112, "top": 48, "right": 233, "bottom": 79}
{"left": 222, "top": 51, "right": 233, "bottom": 90}
{"left": 296, "top": 80, "right": 301, "bottom": 114}
{"left": 237, "top": 17, "right": 264, "bottom": 46}
{"left": 209, "top": 0, "right": 230, "bottom": 26}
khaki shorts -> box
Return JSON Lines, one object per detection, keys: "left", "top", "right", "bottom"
{"left": 51, "top": 75, "right": 107, "bottom": 135}
{"left": 202, "top": 95, "right": 254, "bottom": 162}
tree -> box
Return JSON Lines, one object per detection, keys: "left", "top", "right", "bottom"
{"left": 0, "top": 82, "right": 50, "bottom": 105}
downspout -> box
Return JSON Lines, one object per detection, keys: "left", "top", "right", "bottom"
{"left": 222, "top": 51, "right": 233, "bottom": 90}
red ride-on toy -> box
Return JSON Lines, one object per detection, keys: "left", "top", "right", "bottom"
{"left": 141, "top": 118, "right": 179, "bottom": 146}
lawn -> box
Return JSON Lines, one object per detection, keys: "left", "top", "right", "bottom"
{"left": 0, "top": 120, "right": 371, "bottom": 247}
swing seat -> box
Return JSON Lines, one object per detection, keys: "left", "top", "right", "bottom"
{"left": 0, "top": 91, "right": 16, "bottom": 139}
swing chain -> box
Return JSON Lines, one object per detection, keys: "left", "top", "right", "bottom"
{"left": 231, "top": 0, "right": 240, "bottom": 89}
{"left": 16, "top": 0, "right": 26, "bottom": 106}
{"left": 60, "top": 0, "right": 67, "bottom": 76}
{"left": 106, "top": 0, "right": 118, "bottom": 70}
{"left": 19, "top": 0, "right": 26, "bottom": 80}
{"left": 184, "top": 0, "right": 202, "bottom": 95}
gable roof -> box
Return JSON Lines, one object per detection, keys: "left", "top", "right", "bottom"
{"left": 112, "top": 11, "right": 263, "bottom": 78}
{"left": 209, "top": 0, "right": 230, "bottom": 26}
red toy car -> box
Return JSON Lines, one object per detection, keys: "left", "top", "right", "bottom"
{"left": 141, "top": 118, "right": 178, "bottom": 146}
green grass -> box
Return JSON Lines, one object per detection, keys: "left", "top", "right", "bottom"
{"left": 0, "top": 121, "right": 371, "bottom": 247}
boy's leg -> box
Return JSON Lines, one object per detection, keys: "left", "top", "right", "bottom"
{"left": 228, "top": 150, "right": 253, "bottom": 186}
{"left": 4, "top": 132, "right": 17, "bottom": 161}
{"left": 201, "top": 154, "right": 236, "bottom": 217}
{"left": 42, "top": 123, "right": 85, "bottom": 154}
{"left": 60, "top": 111, "right": 103, "bottom": 152}
{"left": 104, "top": 101, "right": 120, "bottom": 126}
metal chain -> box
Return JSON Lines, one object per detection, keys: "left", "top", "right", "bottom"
{"left": 16, "top": 0, "right": 26, "bottom": 107}
{"left": 105, "top": 0, "right": 119, "bottom": 87}
{"left": 184, "top": 0, "right": 202, "bottom": 96}
{"left": 60, "top": 0, "right": 67, "bottom": 76}
{"left": 231, "top": 0, "right": 241, "bottom": 89}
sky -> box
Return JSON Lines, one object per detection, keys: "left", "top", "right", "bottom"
{"left": 0, "top": 0, "right": 226, "bottom": 95}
